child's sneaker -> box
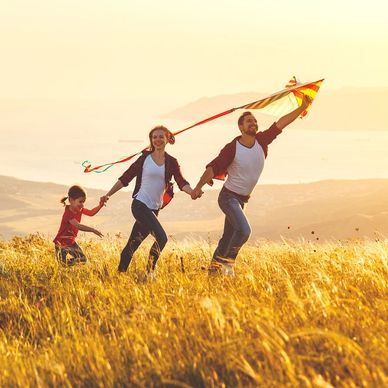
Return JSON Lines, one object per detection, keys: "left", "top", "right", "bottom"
{"left": 147, "top": 270, "right": 157, "bottom": 282}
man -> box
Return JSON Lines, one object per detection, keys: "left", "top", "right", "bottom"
{"left": 191, "top": 94, "right": 312, "bottom": 276}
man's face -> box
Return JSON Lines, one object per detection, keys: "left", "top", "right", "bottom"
{"left": 239, "top": 114, "right": 258, "bottom": 136}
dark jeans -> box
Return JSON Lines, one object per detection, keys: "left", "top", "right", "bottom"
{"left": 55, "top": 242, "right": 87, "bottom": 266}
{"left": 118, "top": 199, "right": 168, "bottom": 272}
{"left": 212, "top": 189, "right": 252, "bottom": 263}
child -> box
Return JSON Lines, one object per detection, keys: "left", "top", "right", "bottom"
{"left": 53, "top": 185, "right": 104, "bottom": 266}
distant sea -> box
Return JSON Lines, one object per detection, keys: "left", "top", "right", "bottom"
{"left": 2, "top": 116, "right": 388, "bottom": 191}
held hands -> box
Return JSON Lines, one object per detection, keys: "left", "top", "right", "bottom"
{"left": 100, "top": 195, "right": 109, "bottom": 206}
{"left": 191, "top": 187, "right": 204, "bottom": 200}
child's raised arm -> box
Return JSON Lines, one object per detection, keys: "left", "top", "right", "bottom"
{"left": 83, "top": 200, "right": 105, "bottom": 217}
{"left": 69, "top": 219, "right": 103, "bottom": 238}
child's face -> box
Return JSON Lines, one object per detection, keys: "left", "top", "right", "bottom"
{"left": 69, "top": 196, "right": 86, "bottom": 212}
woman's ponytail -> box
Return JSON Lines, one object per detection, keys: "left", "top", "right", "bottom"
{"left": 167, "top": 130, "right": 175, "bottom": 145}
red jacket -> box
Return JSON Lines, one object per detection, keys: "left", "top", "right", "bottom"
{"left": 119, "top": 151, "right": 189, "bottom": 208}
{"left": 206, "top": 122, "right": 282, "bottom": 181}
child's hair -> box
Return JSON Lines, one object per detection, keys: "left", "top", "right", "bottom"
{"left": 60, "top": 185, "right": 87, "bottom": 205}
{"left": 148, "top": 125, "right": 175, "bottom": 152}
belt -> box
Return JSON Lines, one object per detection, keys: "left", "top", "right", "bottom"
{"left": 221, "top": 186, "right": 250, "bottom": 203}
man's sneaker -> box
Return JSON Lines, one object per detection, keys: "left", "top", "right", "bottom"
{"left": 208, "top": 257, "right": 235, "bottom": 277}
{"left": 207, "top": 256, "right": 223, "bottom": 275}
{"left": 222, "top": 263, "right": 235, "bottom": 277}
{"left": 208, "top": 266, "right": 221, "bottom": 276}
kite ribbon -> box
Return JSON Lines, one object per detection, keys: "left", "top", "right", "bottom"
{"left": 82, "top": 153, "right": 143, "bottom": 173}
{"left": 83, "top": 77, "right": 324, "bottom": 173}
{"left": 83, "top": 107, "right": 236, "bottom": 173}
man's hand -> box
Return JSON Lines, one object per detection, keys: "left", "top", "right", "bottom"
{"left": 301, "top": 94, "right": 313, "bottom": 110}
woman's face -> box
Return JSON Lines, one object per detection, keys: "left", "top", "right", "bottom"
{"left": 151, "top": 129, "right": 168, "bottom": 151}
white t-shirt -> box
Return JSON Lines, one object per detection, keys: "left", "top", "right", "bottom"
{"left": 135, "top": 155, "right": 165, "bottom": 210}
{"left": 224, "top": 139, "right": 265, "bottom": 196}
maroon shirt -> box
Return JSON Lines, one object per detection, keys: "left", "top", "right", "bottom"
{"left": 206, "top": 122, "right": 282, "bottom": 181}
{"left": 119, "top": 151, "right": 190, "bottom": 208}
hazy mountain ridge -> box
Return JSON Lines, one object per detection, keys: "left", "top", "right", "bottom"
{"left": 1, "top": 175, "right": 388, "bottom": 242}
{"left": 162, "top": 87, "right": 388, "bottom": 131}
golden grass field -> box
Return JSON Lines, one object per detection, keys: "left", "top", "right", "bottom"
{"left": 0, "top": 234, "right": 387, "bottom": 387}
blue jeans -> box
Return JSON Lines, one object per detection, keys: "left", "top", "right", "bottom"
{"left": 118, "top": 199, "right": 168, "bottom": 272}
{"left": 213, "top": 189, "right": 252, "bottom": 262}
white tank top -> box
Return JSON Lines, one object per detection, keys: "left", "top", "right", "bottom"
{"left": 224, "top": 139, "right": 265, "bottom": 196}
{"left": 135, "top": 155, "right": 165, "bottom": 210}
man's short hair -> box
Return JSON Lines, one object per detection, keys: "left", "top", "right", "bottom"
{"left": 238, "top": 111, "right": 253, "bottom": 127}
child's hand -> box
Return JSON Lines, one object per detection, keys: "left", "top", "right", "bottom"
{"left": 93, "top": 229, "right": 104, "bottom": 238}
{"left": 100, "top": 195, "right": 109, "bottom": 206}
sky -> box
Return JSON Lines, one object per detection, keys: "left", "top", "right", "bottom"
{"left": 1, "top": 0, "right": 388, "bottom": 190}
{"left": 1, "top": 0, "right": 388, "bottom": 105}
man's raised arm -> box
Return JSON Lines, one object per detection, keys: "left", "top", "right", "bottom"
{"left": 276, "top": 95, "right": 312, "bottom": 130}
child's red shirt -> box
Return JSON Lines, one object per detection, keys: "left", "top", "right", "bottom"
{"left": 53, "top": 205, "right": 83, "bottom": 247}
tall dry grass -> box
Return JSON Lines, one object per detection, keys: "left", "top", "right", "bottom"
{"left": 0, "top": 233, "right": 387, "bottom": 387}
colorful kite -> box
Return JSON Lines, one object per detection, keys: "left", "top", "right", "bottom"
{"left": 83, "top": 77, "right": 324, "bottom": 173}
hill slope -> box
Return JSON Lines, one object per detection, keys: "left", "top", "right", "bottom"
{"left": 1, "top": 175, "right": 388, "bottom": 241}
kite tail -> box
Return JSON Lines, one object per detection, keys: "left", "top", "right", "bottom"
{"left": 83, "top": 151, "right": 144, "bottom": 173}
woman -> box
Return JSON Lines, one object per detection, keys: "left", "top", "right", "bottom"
{"left": 101, "top": 125, "right": 197, "bottom": 278}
